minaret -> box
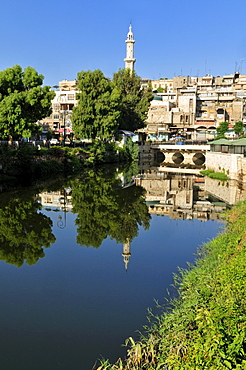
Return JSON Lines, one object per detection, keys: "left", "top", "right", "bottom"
{"left": 122, "top": 239, "right": 131, "bottom": 271}
{"left": 124, "top": 24, "right": 136, "bottom": 73}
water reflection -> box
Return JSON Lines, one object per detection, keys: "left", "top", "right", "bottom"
{"left": 136, "top": 167, "right": 246, "bottom": 221}
{"left": 36, "top": 167, "right": 151, "bottom": 269}
{"left": 0, "top": 165, "right": 150, "bottom": 269}
{"left": 71, "top": 168, "right": 150, "bottom": 249}
{"left": 1, "top": 163, "right": 244, "bottom": 271}
{"left": 1, "top": 164, "right": 244, "bottom": 369}
{"left": 0, "top": 190, "right": 56, "bottom": 267}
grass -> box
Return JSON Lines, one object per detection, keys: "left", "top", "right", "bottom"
{"left": 200, "top": 169, "right": 228, "bottom": 181}
{"left": 96, "top": 201, "right": 246, "bottom": 369}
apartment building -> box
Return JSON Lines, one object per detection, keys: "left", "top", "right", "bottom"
{"left": 40, "top": 79, "right": 79, "bottom": 140}
{"left": 145, "top": 72, "right": 246, "bottom": 141}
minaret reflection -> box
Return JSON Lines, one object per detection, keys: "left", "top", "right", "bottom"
{"left": 122, "top": 239, "right": 131, "bottom": 271}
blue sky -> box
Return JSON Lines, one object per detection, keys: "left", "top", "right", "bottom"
{"left": 1, "top": 0, "right": 246, "bottom": 86}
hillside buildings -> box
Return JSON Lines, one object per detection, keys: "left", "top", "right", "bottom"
{"left": 144, "top": 73, "right": 246, "bottom": 141}
{"left": 39, "top": 25, "right": 246, "bottom": 142}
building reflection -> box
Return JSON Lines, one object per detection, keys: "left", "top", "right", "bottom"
{"left": 122, "top": 239, "right": 131, "bottom": 271}
{"left": 37, "top": 188, "right": 73, "bottom": 229}
{"left": 37, "top": 187, "right": 133, "bottom": 270}
{"left": 135, "top": 167, "right": 246, "bottom": 221}
{"left": 36, "top": 170, "right": 246, "bottom": 271}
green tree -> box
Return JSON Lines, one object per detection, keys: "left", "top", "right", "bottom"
{"left": 0, "top": 65, "right": 55, "bottom": 139}
{"left": 71, "top": 169, "right": 120, "bottom": 248}
{"left": 112, "top": 68, "right": 153, "bottom": 132}
{"left": 71, "top": 166, "right": 150, "bottom": 248}
{"left": 157, "top": 86, "right": 167, "bottom": 93}
{"left": 0, "top": 192, "right": 56, "bottom": 267}
{"left": 72, "top": 69, "right": 121, "bottom": 141}
{"left": 216, "top": 121, "right": 229, "bottom": 138}
{"left": 233, "top": 120, "right": 244, "bottom": 137}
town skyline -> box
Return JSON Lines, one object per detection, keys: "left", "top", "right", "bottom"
{"left": 1, "top": 0, "right": 246, "bottom": 86}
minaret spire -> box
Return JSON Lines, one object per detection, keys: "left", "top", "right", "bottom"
{"left": 124, "top": 24, "right": 136, "bottom": 73}
{"left": 122, "top": 239, "right": 131, "bottom": 271}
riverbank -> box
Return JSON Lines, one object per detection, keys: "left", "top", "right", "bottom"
{"left": 0, "top": 140, "right": 138, "bottom": 189}
{"left": 98, "top": 200, "right": 246, "bottom": 369}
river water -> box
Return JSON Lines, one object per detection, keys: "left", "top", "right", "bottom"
{"left": 0, "top": 164, "right": 244, "bottom": 370}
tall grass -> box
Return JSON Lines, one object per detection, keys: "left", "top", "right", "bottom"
{"left": 97, "top": 201, "right": 246, "bottom": 369}
{"left": 200, "top": 169, "right": 228, "bottom": 181}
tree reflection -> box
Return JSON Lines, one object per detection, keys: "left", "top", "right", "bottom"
{"left": 71, "top": 165, "right": 151, "bottom": 248}
{"left": 0, "top": 192, "right": 55, "bottom": 267}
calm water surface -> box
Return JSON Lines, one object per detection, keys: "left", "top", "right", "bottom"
{"left": 0, "top": 167, "right": 228, "bottom": 369}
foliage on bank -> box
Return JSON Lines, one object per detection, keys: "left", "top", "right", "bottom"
{"left": 200, "top": 169, "right": 228, "bottom": 181}
{"left": 0, "top": 163, "right": 147, "bottom": 267}
{"left": 97, "top": 201, "right": 246, "bottom": 369}
{"left": 0, "top": 140, "right": 139, "bottom": 188}
{"left": 0, "top": 65, "right": 55, "bottom": 139}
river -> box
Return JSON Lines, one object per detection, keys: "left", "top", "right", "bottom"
{"left": 0, "top": 164, "right": 244, "bottom": 370}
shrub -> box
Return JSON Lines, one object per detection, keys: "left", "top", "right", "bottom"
{"left": 200, "top": 169, "right": 228, "bottom": 181}
{"left": 98, "top": 201, "right": 246, "bottom": 369}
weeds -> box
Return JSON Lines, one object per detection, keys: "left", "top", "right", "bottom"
{"left": 200, "top": 169, "right": 228, "bottom": 181}
{"left": 97, "top": 201, "right": 246, "bottom": 369}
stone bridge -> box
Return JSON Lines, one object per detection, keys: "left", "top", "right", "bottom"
{"left": 140, "top": 143, "right": 210, "bottom": 166}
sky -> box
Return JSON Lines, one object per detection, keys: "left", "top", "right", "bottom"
{"left": 1, "top": 0, "right": 246, "bottom": 86}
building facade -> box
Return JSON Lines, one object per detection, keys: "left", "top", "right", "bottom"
{"left": 144, "top": 73, "right": 246, "bottom": 141}
{"left": 40, "top": 79, "right": 79, "bottom": 141}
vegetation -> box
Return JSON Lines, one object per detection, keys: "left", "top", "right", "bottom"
{"left": 71, "top": 165, "right": 150, "bottom": 248}
{"left": 0, "top": 190, "right": 55, "bottom": 267}
{"left": 112, "top": 68, "right": 153, "bottom": 132}
{"left": 0, "top": 65, "right": 55, "bottom": 139}
{"left": 216, "top": 121, "right": 229, "bottom": 139}
{"left": 72, "top": 68, "right": 152, "bottom": 141}
{"left": 0, "top": 144, "right": 84, "bottom": 188}
{"left": 233, "top": 121, "right": 244, "bottom": 137}
{"left": 82, "top": 139, "right": 139, "bottom": 166}
{"left": 97, "top": 200, "right": 246, "bottom": 369}
{"left": 200, "top": 169, "right": 228, "bottom": 181}
{"left": 0, "top": 163, "right": 149, "bottom": 266}
{"left": 0, "top": 138, "right": 139, "bottom": 188}
{"left": 72, "top": 70, "right": 121, "bottom": 140}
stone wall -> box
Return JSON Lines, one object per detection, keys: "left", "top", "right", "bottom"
{"left": 206, "top": 152, "right": 246, "bottom": 182}
{"left": 204, "top": 177, "right": 246, "bottom": 205}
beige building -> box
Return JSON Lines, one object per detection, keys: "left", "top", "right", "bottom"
{"left": 145, "top": 72, "right": 246, "bottom": 141}
{"left": 40, "top": 79, "right": 79, "bottom": 140}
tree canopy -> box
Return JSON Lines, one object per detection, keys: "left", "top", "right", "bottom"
{"left": 71, "top": 68, "right": 152, "bottom": 140}
{"left": 0, "top": 65, "right": 55, "bottom": 139}
{"left": 0, "top": 191, "right": 55, "bottom": 267}
{"left": 112, "top": 68, "right": 153, "bottom": 132}
{"left": 216, "top": 121, "right": 229, "bottom": 138}
{"left": 71, "top": 165, "right": 150, "bottom": 248}
{"left": 233, "top": 120, "right": 244, "bottom": 137}
{"left": 72, "top": 69, "right": 121, "bottom": 140}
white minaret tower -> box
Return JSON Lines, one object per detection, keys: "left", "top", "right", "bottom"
{"left": 124, "top": 24, "right": 136, "bottom": 72}
{"left": 122, "top": 239, "right": 131, "bottom": 271}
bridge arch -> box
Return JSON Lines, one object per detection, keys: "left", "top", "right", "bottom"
{"left": 172, "top": 152, "right": 184, "bottom": 164}
{"left": 192, "top": 152, "right": 205, "bottom": 165}
{"left": 154, "top": 150, "right": 165, "bottom": 163}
